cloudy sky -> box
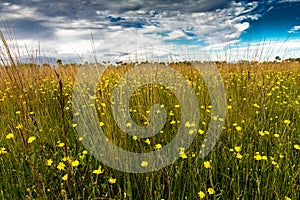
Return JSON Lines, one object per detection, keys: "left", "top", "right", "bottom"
{"left": 1, "top": 0, "right": 300, "bottom": 63}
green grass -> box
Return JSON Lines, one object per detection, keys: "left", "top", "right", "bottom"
{"left": 0, "top": 60, "right": 299, "bottom": 200}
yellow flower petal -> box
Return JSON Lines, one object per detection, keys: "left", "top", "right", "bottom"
{"left": 28, "top": 136, "right": 36, "bottom": 144}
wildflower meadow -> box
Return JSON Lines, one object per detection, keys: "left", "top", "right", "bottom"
{"left": 0, "top": 39, "right": 299, "bottom": 199}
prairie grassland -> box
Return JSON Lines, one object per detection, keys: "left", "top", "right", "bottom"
{"left": 0, "top": 59, "right": 299, "bottom": 200}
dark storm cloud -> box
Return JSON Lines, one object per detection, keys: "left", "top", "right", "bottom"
{"left": 1, "top": 0, "right": 231, "bottom": 19}
{"left": 0, "top": 0, "right": 235, "bottom": 40}
{"left": 5, "top": 19, "right": 54, "bottom": 39}
{"left": 109, "top": 0, "right": 229, "bottom": 13}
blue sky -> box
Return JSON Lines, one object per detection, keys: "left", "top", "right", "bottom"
{"left": 241, "top": 2, "right": 300, "bottom": 41}
{"left": 0, "top": 0, "right": 300, "bottom": 62}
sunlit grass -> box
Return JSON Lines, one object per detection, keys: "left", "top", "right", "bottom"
{"left": 0, "top": 58, "right": 299, "bottom": 199}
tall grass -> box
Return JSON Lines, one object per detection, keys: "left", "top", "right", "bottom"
{"left": 0, "top": 32, "right": 299, "bottom": 200}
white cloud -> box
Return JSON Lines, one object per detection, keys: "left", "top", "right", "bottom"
{"left": 3, "top": 0, "right": 297, "bottom": 63}
{"left": 288, "top": 25, "right": 300, "bottom": 33}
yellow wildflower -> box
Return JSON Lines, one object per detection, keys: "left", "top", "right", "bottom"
{"left": 132, "top": 136, "right": 138, "bottom": 140}
{"left": 28, "top": 136, "right": 36, "bottom": 144}
{"left": 294, "top": 144, "right": 300, "bottom": 150}
{"left": 283, "top": 119, "right": 290, "bottom": 125}
{"left": 208, "top": 188, "right": 215, "bottom": 195}
{"left": 141, "top": 161, "right": 148, "bottom": 167}
{"left": 236, "top": 153, "right": 243, "bottom": 159}
{"left": 108, "top": 177, "right": 116, "bottom": 184}
{"left": 93, "top": 166, "right": 104, "bottom": 175}
{"left": 254, "top": 154, "right": 262, "bottom": 161}
{"left": 261, "top": 156, "right": 267, "bottom": 160}
{"left": 271, "top": 161, "right": 277, "bottom": 165}
{"left": 57, "top": 142, "right": 64, "bottom": 147}
{"left": 170, "top": 120, "right": 176, "bottom": 125}
{"left": 180, "top": 152, "right": 187, "bottom": 159}
{"left": 259, "top": 130, "right": 269, "bottom": 136}
{"left": 62, "top": 156, "right": 71, "bottom": 163}
{"left": 0, "top": 147, "right": 7, "bottom": 155}
{"left": 198, "top": 191, "right": 205, "bottom": 199}
{"left": 279, "top": 154, "right": 284, "bottom": 159}
{"left": 57, "top": 162, "right": 65, "bottom": 171}
{"left": 145, "top": 139, "right": 150, "bottom": 145}
{"left": 264, "top": 131, "right": 269, "bottom": 135}
{"left": 62, "top": 174, "right": 68, "bottom": 181}
{"left": 16, "top": 124, "right": 23, "bottom": 129}
{"left": 234, "top": 146, "right": 242, "bottom": 152}
{"left": 6, "top": 133, "right": 14, "bottom": 139}
{"left": 46, "top": 159, "right": 53, "bottom": 166}
{"left": 71, "top": 160, "right": 80, "bottom": 167}
{"left": 204, "top": 161, "right": 211, "bottom": 169}
{"left": 185, "top": 121, "right": 195, "bottom": 127}
{"left": 235, "top": 126, "right": 242, "bottom": 131}
{"left": 253, "top": 103, "right": 260, "bottom": 108}
{"left": 82, "top": 150, "right": 88, "bottom": 155}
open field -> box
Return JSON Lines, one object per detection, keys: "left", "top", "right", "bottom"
{"left": 0, "top": 60, "right": 299, "bottom": 199}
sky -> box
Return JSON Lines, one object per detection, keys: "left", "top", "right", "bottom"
{"left": 1, "top": 0, "right": 300, "bottom": 63}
